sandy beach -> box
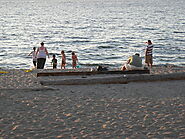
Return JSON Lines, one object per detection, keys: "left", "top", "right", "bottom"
{"left": 0, "top": 65, "right": 185, "bottom": 139}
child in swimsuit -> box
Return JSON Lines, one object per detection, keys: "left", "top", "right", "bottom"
{"left": 61, "top": 50, "right": 66, "bottom": 69}
{"left": 72, "top": 52, "right": 78, "bottom": 69}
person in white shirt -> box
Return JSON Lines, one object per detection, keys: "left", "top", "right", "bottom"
{"left": 36, "top": 42, "right": 49, "bottom": 69}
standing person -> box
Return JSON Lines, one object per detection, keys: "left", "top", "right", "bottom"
{"left": 36, "top": 42, "right": 49, "bottom": 69}
{"left": 145, "top": 40, "right": 153, "bottom": 69}
{"left": 71, "top": 51, "right": 78, "bottom": 69}
{"left": 52, "top": 54, "right": 57, "bottom": 69}
{"left": 28, "top": 47, "right": 37, "bottom": 68}
{"left": 61, "top": 50, "right": 66, "bottom": 69}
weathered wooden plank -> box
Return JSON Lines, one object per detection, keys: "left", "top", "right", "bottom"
{"left": 37, "top": 70, "right": 150, "bottom": 77}
{"left": 40, "top": 72, "right": 185, "bottom": 85}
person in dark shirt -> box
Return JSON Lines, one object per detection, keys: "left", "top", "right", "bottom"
{"left": 52, "top": 54, "right": 57, "bottom": 69}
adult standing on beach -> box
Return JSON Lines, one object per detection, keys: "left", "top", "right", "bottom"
{"left": 36, "top": 42, "right": 49, "bottom": 69}
{"left": 145, "top": 40, "right": 153, "bottom": 69}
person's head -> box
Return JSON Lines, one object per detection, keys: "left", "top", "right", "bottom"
{"left": 40, "top": 42, "right": 44, "bottom": 46}
{"left": 33, "top": 47, "right": 36, "bottom": 51}
{"left": 135, "top": 53, "right": 140, "bottom": 57}
{"left": 147, "top": 40, "right": 152, "bottom": 45}
{"left": 61, "top": 50, "right": 64, "bottom": 54}
{"left": 53, "top": 54, "right": 56, "bottom": 58}
{"left": 72, "top": 52, "right": 75, "bottom": 55}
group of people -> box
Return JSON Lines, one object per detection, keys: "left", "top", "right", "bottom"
{"left": 29, "top": 40, "right": 153, "bottom": 70}
{"left": 121, "top": 40, "right": 153, "bottom": 71}
{"left": 28, "top": 42, "right": 78, "bottom": 69}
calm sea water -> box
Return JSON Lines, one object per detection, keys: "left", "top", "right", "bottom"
{"left": 0, "top": 0, "right": 185, "bottom": 69}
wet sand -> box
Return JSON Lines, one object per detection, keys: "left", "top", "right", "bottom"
{"left": 0, "top": 65, "right": 185, "bottom": 138}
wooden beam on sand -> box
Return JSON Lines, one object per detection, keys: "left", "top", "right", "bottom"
{"left": 40, "top": 72, "right": 185, "bottom": 85}
{"left": 37, "top": 70, "right": 150, "bottom": 77}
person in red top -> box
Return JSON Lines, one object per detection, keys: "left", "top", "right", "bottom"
{"left": 71, "top": 52, "right": 78, "bottom": 69}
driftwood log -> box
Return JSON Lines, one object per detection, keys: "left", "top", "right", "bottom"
{"left": 37, "top": 70, "right": 150, "bottom": 77}
{"left": 40, "top": 72, "right": 185, "bottom": 85}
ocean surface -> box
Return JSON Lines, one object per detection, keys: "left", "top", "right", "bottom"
{"left": 0, "top": 0, "right": 185, "bottom": 69}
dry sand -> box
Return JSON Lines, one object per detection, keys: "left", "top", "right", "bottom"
{"left": 0, "top": 65, "right": 185, "bottom": 139}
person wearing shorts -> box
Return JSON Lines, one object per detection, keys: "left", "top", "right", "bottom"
{"left": 145, "top": 40, "right": 153, "bottom": 69}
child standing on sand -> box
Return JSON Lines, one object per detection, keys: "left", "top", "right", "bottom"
{"left": 28, "top": 47, "right": 37, "bottom": 68}
{"left": 72, "top": 52, "right": 78, "bottom": 69}
{"left": 52, "top": 54, "right": 57, "bottom": 69}
{"left": 61, "top": 50, "right": 66, "bottom": 69}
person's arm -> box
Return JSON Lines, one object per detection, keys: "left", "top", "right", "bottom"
{"left": 45, "top": 48, "right": 49, "bottom": 58}
{"left": 36, "top": 48, "right": 39, "bottom": 56}
{"left": 64, "top": 55, "right": 66, "bottom": 62}
{"left": 145, "top": 47, "right": 148, "bottom": 56}
{"left": 76, "top": 55, "right": 78, "bottom": 62}
{"left": 127, "top": 57, "right": 131, "bottom": 64}
{"left": 28, "top": 51, "right": 33, "bottom": 56}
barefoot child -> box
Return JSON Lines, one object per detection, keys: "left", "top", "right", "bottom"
{"left": 28, "top": 47, "right": 37, "bottom": 68}
{"left": 61, "top": 50, "right": 66, "bottom": 69}
{"left": 72, "top": 52, "right": 78, "bottom": 69}
{"left": 52, "top": 54, "right": 57, "bottom": 69}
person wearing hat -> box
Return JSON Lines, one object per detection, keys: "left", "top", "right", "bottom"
{"left": 145, "top": 40, "right": 153, "bottom": 69}
{"left": 36, "top": 42, "right": 49, "bottom": 69}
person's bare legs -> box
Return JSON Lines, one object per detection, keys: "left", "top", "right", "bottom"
{"left": 121, "top": 66, "right": 126, "bottom": 71}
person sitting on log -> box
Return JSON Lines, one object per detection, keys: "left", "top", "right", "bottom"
{"left": 121, "top": 53, "right": 144, "bottom": 71}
